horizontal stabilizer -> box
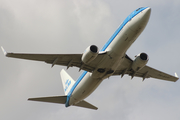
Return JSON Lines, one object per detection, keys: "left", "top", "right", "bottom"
{"left": 28, "top": 96, "right": 67, "bottom": 104}
{"left": 74, "top": 100, "right": 98, "bottom": 110}
{"left": 28, "top": 96, "right": 98, "bottom": 110}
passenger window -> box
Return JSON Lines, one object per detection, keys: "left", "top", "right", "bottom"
{"left": 136, "top": 7, "right": 142, "bottom": 11}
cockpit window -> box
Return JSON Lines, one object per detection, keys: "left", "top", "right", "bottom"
{"left": 136, "top": 7, "right": 143, "bottom": 11}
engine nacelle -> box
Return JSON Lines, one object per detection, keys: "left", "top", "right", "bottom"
{"left": 81, "top": 45, "right": 99, "bottom": 64}
{"left": 131, "top": 53, "right": 149, "bottom": 71}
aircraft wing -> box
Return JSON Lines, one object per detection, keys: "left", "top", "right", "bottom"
{"left": 1, "top": 47, "right": 178, "bottom": 82}
{"left": 1, "top": 47, "right": 104, "bottom": 72}
{"left": 113, "top": 55, "right": 179, "bottom": 82}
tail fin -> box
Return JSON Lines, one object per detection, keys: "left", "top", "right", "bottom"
{"left": 60, "top": 69, "right": 75, "bottom": 95}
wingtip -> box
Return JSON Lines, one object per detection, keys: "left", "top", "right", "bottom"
{"left": 175, "top": 72, "right": 179, "bottom": 78}
{"left": 28, "top": 98, "right": 33, "bottom": 101}
{"left": 1, "top": 46, "right": 7, "bottom": 56}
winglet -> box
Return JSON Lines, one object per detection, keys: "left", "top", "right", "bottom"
{"left": 1, "top": 46, "right": 7, "bottom": 56}
{"left": 175, "top": 72, "right": 179, "bottom": 78}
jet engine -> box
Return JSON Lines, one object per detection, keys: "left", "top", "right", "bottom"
{"left": 131, "top": 53, "right": 149, "bottom": 71}
{"left": 81, "top": 45, "right": 99, "bottom": 64}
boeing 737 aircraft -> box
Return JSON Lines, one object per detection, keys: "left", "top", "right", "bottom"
{"left": 1, "top": 7, "right": 179, "bottom": 110}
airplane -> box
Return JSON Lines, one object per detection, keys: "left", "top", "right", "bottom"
{"left": 1, "top": 7, "right": 179, "bottom": 110}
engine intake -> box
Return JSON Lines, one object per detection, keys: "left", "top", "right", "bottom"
{"left": 131, "top": 53, "right": 149, "bottom": 71}
{"left": 81, "top": 45, "right": 99, "bottom": 64}
{"left": 140, "top": 53, "right": 148, "bottom": 60}
{"left": 90, "top": 45, "right": 98, "bottom": 53}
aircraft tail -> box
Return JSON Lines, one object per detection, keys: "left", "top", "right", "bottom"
{"left": 28, "top": 96, "right": 98, "bottom": 110}
{"left": 28, "top": 69, "right": 98, "bottom": 110}
{"left": 60, "top": 69, "right": 75, "bottom": 95}
{"left": 28, "top": 69, "right": 75, "bottom": 105}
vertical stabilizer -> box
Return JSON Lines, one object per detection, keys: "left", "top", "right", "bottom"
{"left": 60, "top": 69, "right": 75, "bottom": 95}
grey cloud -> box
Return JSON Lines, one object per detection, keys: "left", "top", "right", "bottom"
{"left": 1, "top": 0, "right": 180, "bottom": 120}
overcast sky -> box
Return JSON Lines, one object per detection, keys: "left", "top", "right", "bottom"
{"left": 1, "top": 0, "right": 180, "bottom": 120}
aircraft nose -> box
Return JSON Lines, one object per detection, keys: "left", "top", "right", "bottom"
{"left": 142, "top": 7, "right": 151, "bottom": 21}
{"left": 138, "top": 7, "right": 151, "bottom": 28}
{"left": 145, "top": 7, "right": 151, "bottom": 15}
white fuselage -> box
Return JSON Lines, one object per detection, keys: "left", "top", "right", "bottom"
{"left": 68, "top": 7, "right": 151, "bottom": 106}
